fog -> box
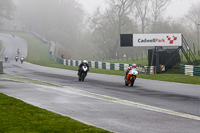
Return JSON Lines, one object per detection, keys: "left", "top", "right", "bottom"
{"left": 0, "top": 0, "right": 200, "bottom": 61}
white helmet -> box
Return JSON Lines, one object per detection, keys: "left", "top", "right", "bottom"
{"left": 83, "top": 60, "right": 88, "bottom": 64}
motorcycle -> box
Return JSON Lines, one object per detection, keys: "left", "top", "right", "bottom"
{"left": 17, "top": 49, "right": 20, "bottom": 55}
{"left": 20, "top": 57, "right": 24, "bottom": 64}
{"left": 15, "top": 56, "right": 19, "bottom": 62}
{"left": 125, "top": 68, "right": 138, "bottom": 86}
{"left": 5, "top": 56, "right": 8, "bottom": 62}
{"left": 78, "top": 64, "right": 88, "bottom": 81}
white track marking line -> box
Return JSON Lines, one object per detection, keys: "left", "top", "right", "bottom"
{"left": 1, "top": 75, "right": 199, "bottom": 121}
{"left": 39, "top": 85, "right": 200, "bottom": 121}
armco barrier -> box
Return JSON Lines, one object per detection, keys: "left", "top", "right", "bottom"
{"left": 56, "top": 57, "right": 149, "bottom": 73}
{"left": 106, "top": 63, "right": 110, "bottom": 70}
{"left": 76, "top": 60, "right": 79, "bottom": 66}
{"left": 119, "top": 64, "right": 124, "bottom": 71}
{"left": 64, "top": 59, "right": 66, "bottom": 65}
{"left": 144, "top": 66, "right": 155, "bottom": 74}
{"left": 110, "top": 63, "right": 115, "bottom": 70}
{"left": 194, "top": 66, "right": 200, "bottom": 76}
{"left": 95, "top": 62, "right": 98, "bottom": 68}
{"left": 66, "top": 59, "right": 68, "bottom": 65}
{"left": 91, "top": 61, "right": 95, "bottom": 68}
{"left": 180, "top": 64, "right": 185, "bottom": 74}
{"left": 57, "top": 57, "right": 63, "bottom": 64}
{"left": 98, "top": 62, "right": 102, "bottom": 69}
{"left": 70, "top": 60, "right": 73, "bottom": 66}
{"left": 115, "top": 63, "right": 120, "bottom": 70}
{"left": 185, "top": 65, "right": 193, "bottom": 76}
{"left": 180, "top": 64, "right": 200, "bottom": 77}
{"left": 88, "top": 61, "right": 91, "bottom": 67}
{"left": 102, "top": 62, "right": 106, "bottom": 69}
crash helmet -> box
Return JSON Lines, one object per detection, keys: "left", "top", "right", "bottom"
{"left": 83, "top": 60, "right": 88, "bottom": 64}
{"left": 132, "top": 64, "right": 136, "bottom": 68}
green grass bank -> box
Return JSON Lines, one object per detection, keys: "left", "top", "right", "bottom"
{"left": 0, "top": 92, "right": 110, "bottom": 133}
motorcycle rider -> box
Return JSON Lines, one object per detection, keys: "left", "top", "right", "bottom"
{"left": 78, "top": 60, "right": 89, "bottom": 76}
{"left": 17, "top": 49, "right": 20, "bottom": 55}
{"left": 5, "top": 56, "right": 8, "bottom": 62}
{"left": 15, "top": 56, "right": 19, "bottom": 62}
{"left": 20, "top": 56, "right": 25, "bottom": 64}
{"left": 125, "top": 64, "right": 137, "bottom": 80}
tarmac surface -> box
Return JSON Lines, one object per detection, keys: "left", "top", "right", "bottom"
{"left": 0, "top": 33, "right": 200, "bottom": 133}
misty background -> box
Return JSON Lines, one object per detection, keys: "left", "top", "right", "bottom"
{"left": 0, "top": 0, "right": 200, "bottom": 61}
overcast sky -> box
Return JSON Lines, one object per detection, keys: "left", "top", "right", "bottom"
{"left": 78, "top": 0, "right": 199, "bottom": 18}
{"left": 166, "top": 0, "right": 199, "bottom": 18}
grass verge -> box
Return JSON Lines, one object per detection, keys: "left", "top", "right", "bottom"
{"left": 0, "top": 93, "right": 110, "bottom": 133}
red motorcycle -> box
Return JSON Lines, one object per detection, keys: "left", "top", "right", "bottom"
{"left": 20, "top": 57, "right": 24, "bottom": 64}
{"left": 125, "top": 68, "right": 138, "bottom": 86}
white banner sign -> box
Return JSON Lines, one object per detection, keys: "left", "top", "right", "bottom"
{"left": 133, "top": 33, "right": 182, "bottom": 47}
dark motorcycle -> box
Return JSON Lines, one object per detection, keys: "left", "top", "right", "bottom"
{"left": 5, "top": 56, "right": 8, "bottom": 62}
{"left": 15, "top": 56, "right": 19, "bottom": 62}
{"left": 78, "top": 64, "right": 88, "bottom": 81}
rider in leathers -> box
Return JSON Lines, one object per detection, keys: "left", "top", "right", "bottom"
{"left": 125, "top": 64, "right": 136, "bottom": 80}
{"left": 78, "top": 60, "right": 89, "bottom": 76}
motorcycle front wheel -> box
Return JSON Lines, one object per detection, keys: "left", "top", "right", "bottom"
{"left": 130, "top": 78, "right": 135, "bottom": 86}
{"left": 81, "top": 73, "right": 86, "bottom": 81}
{"left": 125, "top": 80, "right": 128, "bottom": 86}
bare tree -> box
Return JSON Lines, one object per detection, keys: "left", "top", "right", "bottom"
{"left": 185, "top": 3, "right": 200, "bottom": 30}
{"left": 185, "top": 3, "right": 200, "bottom": 54}
{"left": 151, "top": 0, "right": 171, "bottom": 32}
{"left": 135, "top": 0, "right": 150, "bottom": 33}
{"left": 107, "top": 0, "right": 135, "bottom": 34}
{"left": 90, "top": 0, "right": 136, "bottom": 59}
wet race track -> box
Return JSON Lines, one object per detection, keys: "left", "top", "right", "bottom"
{"left": 0, "top": 33, "right": 200, "bottom": 133}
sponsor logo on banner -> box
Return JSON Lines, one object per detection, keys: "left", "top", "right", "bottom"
{"left": 133, "top": 34, "right": 182, "bottom": 47}
{"left": 166, "top": 36, "right": 177, "bottom": 44}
